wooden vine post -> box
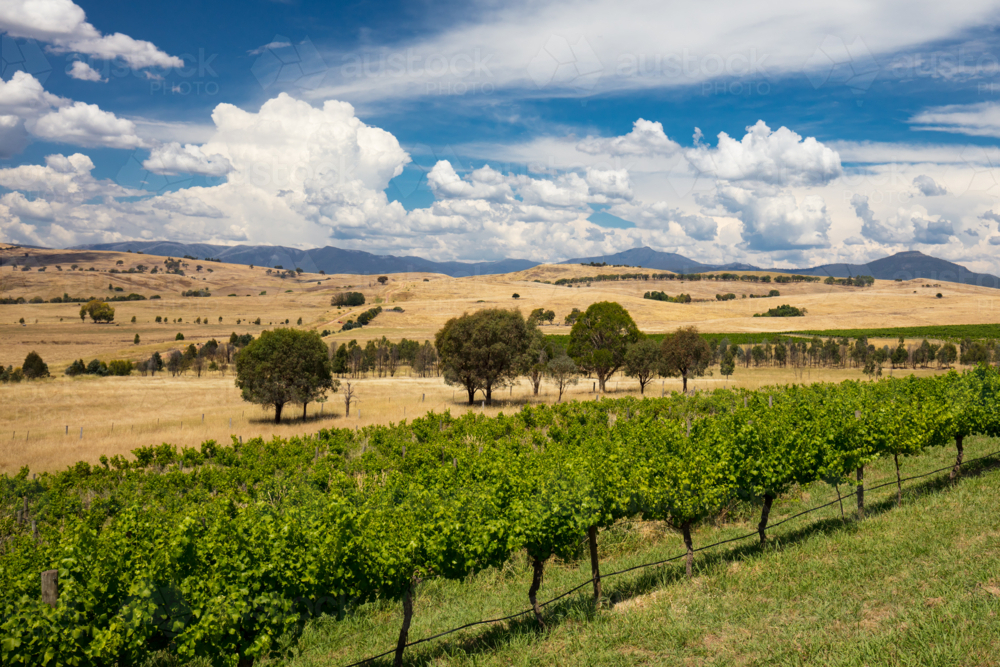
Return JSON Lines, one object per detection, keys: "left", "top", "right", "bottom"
{"left": 41, "top": 570, "right": 58, "bottom": 607}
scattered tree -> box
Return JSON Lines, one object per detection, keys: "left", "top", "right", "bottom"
{"left": 567, "top": 301, "right": 641, "bottom": 392}
{"left": 436, "top": 309, "right": 531, "bottom": 404}
{"left": 660, "top": 326, "right": 712, "bottom": 392}
{"left": 377, "top": 276, "right": 389, "bottom": 284}
{"left": 80, "top": 299, "right": 115, "bottom": 323}
{"left": 235, "top": 328, "right": 336, "bottom": 423}
{"left": 623, "top": 337, "right": 661, "bottom": 395}
{"left": 547, "top": 353, "right": 579, "bottom": 402}
{"left": 134, "top": 333, "right": 140, "bottom": 345}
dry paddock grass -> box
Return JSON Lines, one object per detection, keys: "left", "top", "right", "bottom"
{"left": 0, "top": 364, "right": 961, "bottom": 475}
{"left": 1, "top": 244, "right": 997, "bottom": 473}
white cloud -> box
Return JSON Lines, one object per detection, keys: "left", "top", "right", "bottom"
{"left": 0, "top": 191, "right": 58, "bottom": 220}
{"left": 711, "top": 184, "right": 831, "bottom": 250}
{"left": 909, "top": 101, "right": 1000, "bottom": 137}
{"left": 309, "top": 0, "right": 1000, "bottom": 104}
{"left": 0, "top": 0, "right": 182, "bottom": 69}
{"left": 912, "top": 174, "right": 948, "bottom": 196}
{"left": 30, "top": 101, "right": 144, "bottom": 148}
{"left": 249, "top": 41, "right": 292, "bottom": 56}
{"left": 427, "top": 161, "right": 513, "bottom": 202}
{"left": 851, "top": 194, "right": 909, "bottom": 244}
{"left": 0, "top": 71, "right": 67, "bottom": 117}
{"left": 686, "top": 121, "right": 842, "bottom": 186}
{"left": 608, "top": 201, "right": 718, "bottom": 240}
{"left": 66, "top": 60, "right": 105, "bottom": 82}
{"left": 0, "top": 116, "right": 31, "bottom": 158}
{"left": 143, "top": 142, "right": 233, "bottom": 177}
{"left": 912, "top": 216, "right": 955, "bottom": 244}
{"left": 151, "top": 193, "right": 225, "bottom": 218}
{"left": 584, "top": 168, "right": 632, "bottom": 199}
{"left": 576, "top": 118, "right": 679, "bottom": 156}
{"left": 0, "top": 152, "right": 138, "bottom": 199}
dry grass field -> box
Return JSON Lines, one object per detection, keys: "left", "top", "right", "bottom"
{"left": 2, "top": 243, "right": 998, "bottom": 474}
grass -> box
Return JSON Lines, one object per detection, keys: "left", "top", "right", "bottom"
{"left": 0, "top": 364, "right": 966, "bottom": 475}
{"left": 269, "top": 437, "right": 1000, "bottom": 667}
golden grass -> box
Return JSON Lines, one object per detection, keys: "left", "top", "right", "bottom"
{"left": 1, "top": 245, "right": 997, "bottom": 473}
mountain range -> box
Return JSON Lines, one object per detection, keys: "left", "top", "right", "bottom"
{"left": 73, "top": 241, "right": 1000, "bottom": 289}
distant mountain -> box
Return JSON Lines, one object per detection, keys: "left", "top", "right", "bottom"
{"left": 768, "top": 251, "right": 1000, "bottom": 288}
{"left": 73, "top": 241, "right": 539, "bottom": 278}
{"left": 559, "top": 247, "right": 724, "bottom": 273}
{"left": 71, "top": 242, "right": 1000, "bottom": 289}
{"left": 559, "top": 247, "right": 1000, "bottom": 289}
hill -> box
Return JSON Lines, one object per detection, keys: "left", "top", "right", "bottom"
{"left": 73, "top": 241, "right": 539, "bottom": 278}
{"left": 560, "top": 247, "right": 1000, "bottom": 289}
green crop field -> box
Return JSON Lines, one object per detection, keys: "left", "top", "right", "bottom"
{"left": 789, "top": 324, "right": 1000, "bottom": 341}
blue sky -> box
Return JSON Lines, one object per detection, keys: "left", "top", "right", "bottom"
{"left": 4, "top": 0, "right": 1000, "bottom": 272}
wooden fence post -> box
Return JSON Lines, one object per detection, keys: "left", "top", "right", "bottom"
{"left": 41, "top": 570, "right": 58, "bottom": 607}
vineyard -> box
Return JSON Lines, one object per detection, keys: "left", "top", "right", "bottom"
{"left": 2, "top": 367, "right": 1000, "bottom": 666}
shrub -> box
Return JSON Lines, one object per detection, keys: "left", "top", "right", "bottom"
{"left": 754, "top": 304, "right": 807, "bottom": 317}
{"left": 254, "top": 318, "right": 261, "bottom": 325}
{"left": 86, "top": 359, "right": 109, "bottom": 376}
{"left": 22, "top": 351, "right": 49, "bottom": 379}
{"left": 65, "top": 359, "right": 87, "bottom": 376}
{"left": 134, "top": 333, "right": 140, "bottom": 344}
{"left": 107, "top": 360, "right": 133, "bottom": 376}
{"left": 176, "top": 332, "right": 185, "bottom": 340}
{"left": 29, "top": 296, "right": 44, "bottom": 304}
{"left": 131, "top": 315, "right": 136, "bottom": 323}
{"left": 155, "top": 316, "right": 162, "bottom": 323}
{"left": 297, "top": 317, "right": 303, "bottom": 325}
{"left": 182, "top": 289, "right": 211, "bottom": 297}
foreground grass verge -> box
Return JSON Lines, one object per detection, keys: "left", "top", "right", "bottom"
{"left": 273, "top": 436, "right": 1000, "bottom": 667}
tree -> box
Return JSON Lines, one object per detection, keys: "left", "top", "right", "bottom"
{"left": 568, "top": 302, "right": 641, "bottom": 392}
{"left": 523, "top": 327, "right": 548, "bottom": 395}
{"left": 720, "top": 349, "right": 736, "bottom": 381}
{"left": 22, "top": 351, "right": 49, "bottom": 379}
{"left": 938, "top": 342, "right": 958, "bottom": 368}
{"left": 176, "top": 333, "right": 185, "bottom": 341}
{"left": 564, "top": 308, "right": 581, "bottom": 326}
{"left": 546, "top": 353, "right": 579, "bottom": 402}
{"left": 80, "top": 299, "right": 115, "bottom": 323}
{"left": 134, "top": 333, "right": 140, "bottom": 345}
{"left": 512, "top": 293, "right": 520, "bottom": 299}
{"left": 623, "top": 337, "right": 661, "bottom": 394}
{"left": 435, "top": 309, "right": 531, "bottom": 404}
{"left": 377, "top": 276, "right": 388, "bottom": 284}
{"left": 660, "top": 326, "right": 712, "bottom": 392}
{"left": 235, "top": 329, "right": 336, "bottom": 423}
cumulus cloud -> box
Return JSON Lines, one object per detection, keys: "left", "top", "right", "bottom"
{"left": 584, "top": 168, "right": 632, "bottom": 199}
{"left": 143, "top": 142, "right": 233, "bottom": 177}
{"left": 427, "top": 162, "right": 513, "bottom": 202}
{"left": 912, "top": 216, "right": 955, "bottom": 244}
{"left": 66, "top": 60, "right": 105, "bottom": 82}
{"left": 912, "top": 174, "right": 948, "bottom": 196}
{"left": 0, "top": 191, "right": 58, "bottom": 220}
{"left": 0, "top": 0, "right": 182, "bottom": 69}
{"left": 0, "top": 71, "right": 67, "bottom": 117}
{"left": 151, "top": 193, "right": 225, "bottom": 218}
{"left": 30, "top": 101, "right": 144, "bottom": 148}
{"left": 576, "top": 118, "right": 680, "bottom": 156}
{"left": 0, "top": 116, "right": 31, "bottom": 158}
{"left": 843, "top": 235, "right": 867, "bottom": 245}
{"left": 608, "top": 202, "right": 718, "bottom": 240}
{"left": 0, "top": 153, "right": 128, "bottom": 197}
{"left": 711, "top": 184, "right": 831, "bottom": 250}
{"left": 851, "top": 194, "right": 908, "bottom": 244}
{"left": 686, "top": 121, "right": 842, "bottom": 186}
{"left": 990, "top": 236, "right": 1000, "bottom": 246}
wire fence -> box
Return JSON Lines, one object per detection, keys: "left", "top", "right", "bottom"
{"left": 343, "top": 449, "right": 1000, "bottom": 667}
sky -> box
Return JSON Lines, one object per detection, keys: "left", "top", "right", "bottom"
{"left": 4, "top": 1, "right": 1000, "bottom": 273}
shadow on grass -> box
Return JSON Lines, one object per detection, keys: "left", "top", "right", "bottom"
{"left": 358, "top": 452, "right": 1000, "bottom": 666}
{"left": 246, "top": 412, "right": 343, "bottom": 426}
